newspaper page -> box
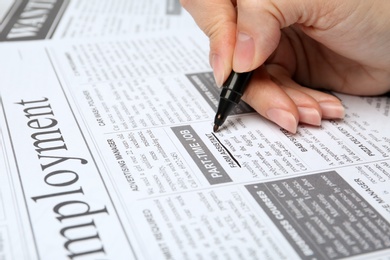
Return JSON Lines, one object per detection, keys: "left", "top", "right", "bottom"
{"left": 1, "top": 2, "right": 390, "bottom": 260}
{"left": 0, "top": 0, "right": 194, "bottom": 41}
{"left": 361, "top": 94, "right": 390, "bottom": 118}
{"left": 1, "top": 31, "right": 390, "bottom": 260}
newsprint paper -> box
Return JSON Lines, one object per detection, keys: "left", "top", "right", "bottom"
{"left": 1, "top": 0, "right": 390, "bottom": 260}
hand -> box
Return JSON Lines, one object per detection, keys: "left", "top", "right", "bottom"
{"left": 181, "top": 0, "right": 390, "bottom": 133}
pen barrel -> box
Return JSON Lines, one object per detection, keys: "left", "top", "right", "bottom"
{"left": 220, "top": 87, "right": 243, "bottom": 105}
{"left": 214, "top": 71, "right": 254, "bottom": 128}
{"left": 221, "top": 71, "right": 253, "bottom": 103}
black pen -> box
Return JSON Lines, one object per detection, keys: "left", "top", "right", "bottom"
{"left": 213, "top": 71, "right": 254, "bottom": 132}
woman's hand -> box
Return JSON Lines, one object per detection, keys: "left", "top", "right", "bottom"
{"left": 181, "top": 0, "right": 390, "bottom": 133}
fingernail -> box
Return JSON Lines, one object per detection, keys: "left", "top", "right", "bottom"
{"left": 233, "top": 32, "right": 254, "bottom": 72}
{"left": 297, "top": 107, "right": 322, "bottom": 126}
{"left": 319, "top": 102, "right": 345, "bottom": 119}
{"left": 211, "top": 54, "right": 224, "bottom": 87}
{"left": 266, "top": 108, "right": 298, "bottom": 133}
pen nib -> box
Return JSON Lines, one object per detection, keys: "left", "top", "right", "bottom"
{"left": 213, "top": 124, "right": 219, "bottom": 132}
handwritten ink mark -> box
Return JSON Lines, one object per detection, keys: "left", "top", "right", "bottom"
{"left": 211, "top": 132, "right": 241, "bottom": 168}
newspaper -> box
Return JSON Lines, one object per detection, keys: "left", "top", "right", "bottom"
{"left": 0, "top": 0, "right": 195, "bottom": 41}
{"left": 1, "top": 1, "right": 390, "bottom": 260}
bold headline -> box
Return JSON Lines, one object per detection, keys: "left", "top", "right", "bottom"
{"left": 16, "top": 97, "right": 108, "bottom": 259}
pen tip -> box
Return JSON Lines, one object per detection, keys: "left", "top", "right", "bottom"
{"left": 213, "top": 124, "right": 219, "bottom": 132}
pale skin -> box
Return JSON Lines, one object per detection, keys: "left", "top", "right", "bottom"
{"left": 180, "top": 0, "right": 390, "bottom": 133}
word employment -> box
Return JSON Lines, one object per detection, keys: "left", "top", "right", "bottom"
{"left": 16, "top": 97, "right": 109, "bottom": 259}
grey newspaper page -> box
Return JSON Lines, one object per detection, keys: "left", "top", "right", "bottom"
{"left": 0, "top": 0, "right": 194, "bottom": 41}
{"left": 1, "top": 1, "right": 390, "bottom": 260}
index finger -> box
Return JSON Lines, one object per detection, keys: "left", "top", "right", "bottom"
{"left": 180, "top": 0, "right": 238, "bottom": 86}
